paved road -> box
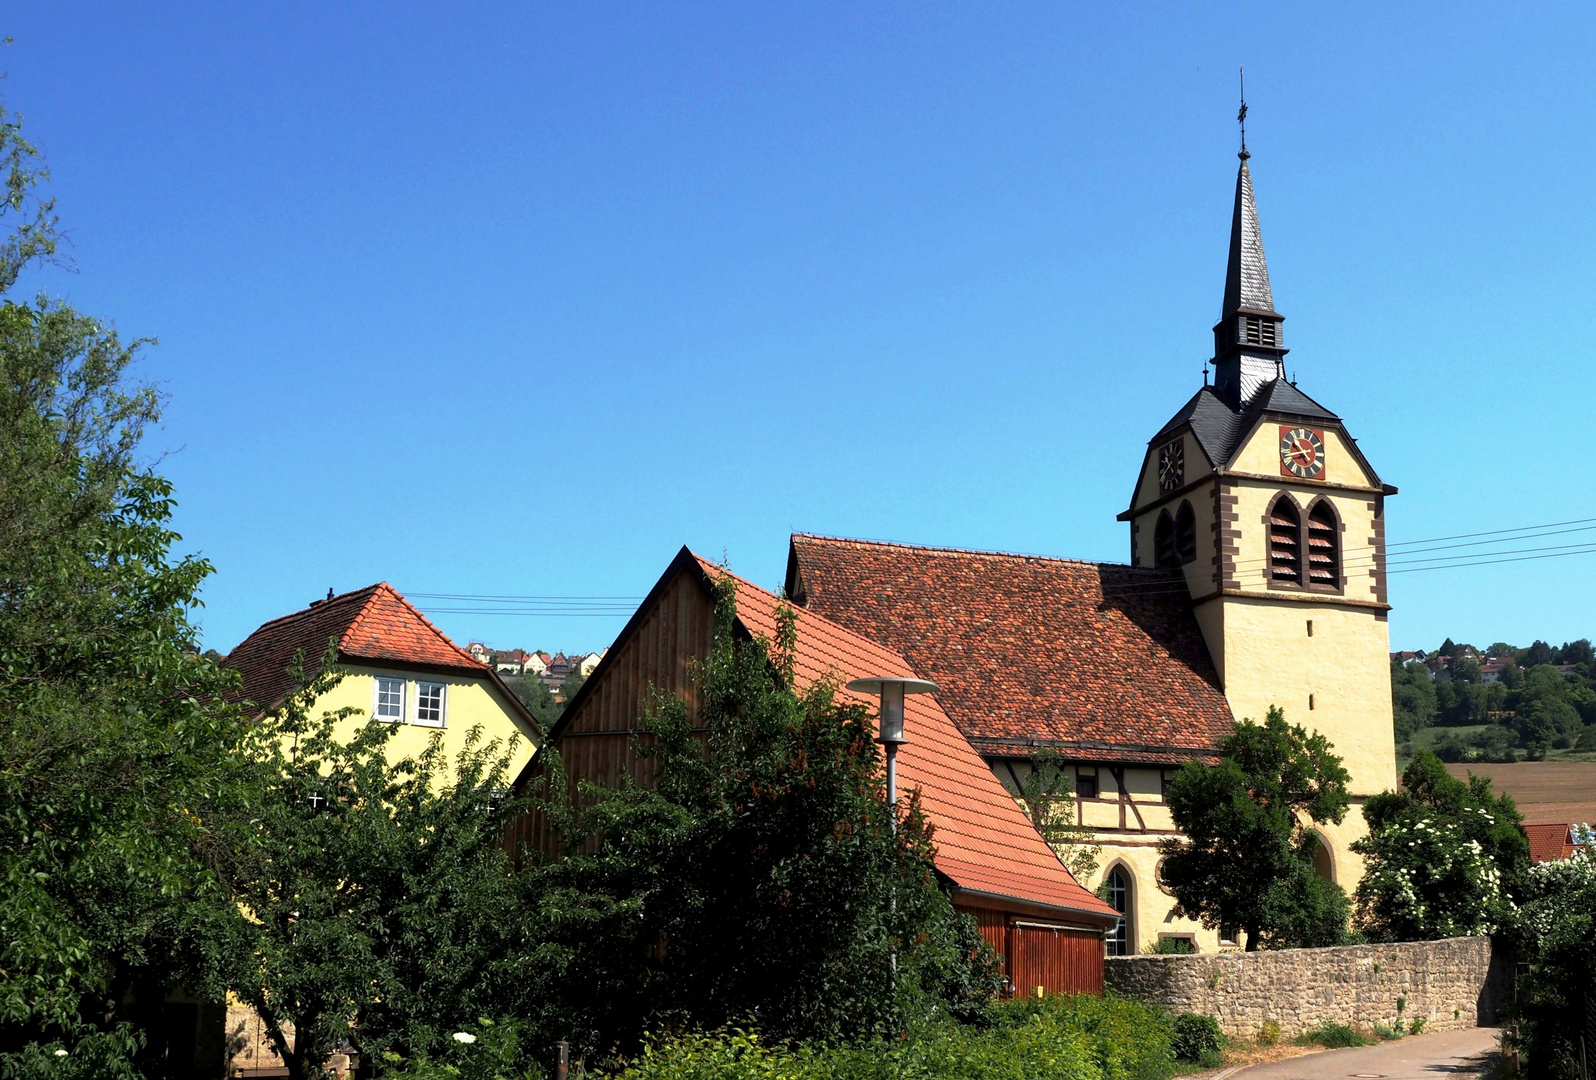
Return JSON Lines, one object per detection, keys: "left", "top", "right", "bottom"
{"left": 1230, "top": 1027, "right": 1502, "bottom": 1080}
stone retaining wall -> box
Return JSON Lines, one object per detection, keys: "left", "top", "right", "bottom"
{"left": 1104, "top": 936, "right": 1510, "bottom": 1038}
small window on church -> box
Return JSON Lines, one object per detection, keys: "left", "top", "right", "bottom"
{"left": 1261, "top": 320, "right": 1278, "bottom": 347}
{"left": 1268, "top": 497, "right": 1302, "bottom": 585}
{"left": 1308, "top": 501, "right": 1340, "bottom": 589}
{"left": 1174, "top": 501, "right": 1197, "bottom": 565}
{"left": 1154, "top": 510, "right": 1178, "bottom": 569}
{"left": 1076, "top": 768, "right": 1099, "bottom": 800}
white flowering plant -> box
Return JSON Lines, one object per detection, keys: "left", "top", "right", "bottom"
{"left": 1510, "top": 847, "right": 1596, "bottom": 1078}
{"left": 1352, "top": 750, "right": 1527, "bottom": 942}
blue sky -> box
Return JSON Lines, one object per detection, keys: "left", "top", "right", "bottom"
{"left": 6, "top": 3, "right": 1595, "bottom": 655}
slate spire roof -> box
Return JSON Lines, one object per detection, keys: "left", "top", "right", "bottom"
{"left": 1223, "top": 158, "right": 1276, "bottom": 317}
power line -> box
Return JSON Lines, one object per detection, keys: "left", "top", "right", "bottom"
{"left": 1385, "top": 515, "right": 1596, "bottom": 549}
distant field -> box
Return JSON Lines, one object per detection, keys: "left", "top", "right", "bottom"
{"left": 1444, "top": 761, "right": 1596, "bottom": 825}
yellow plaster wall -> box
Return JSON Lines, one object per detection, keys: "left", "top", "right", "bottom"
{"left": 292, "top": 664, "right": 538, "bottom": 778}
{"left": 1227, "top": 424, "right": 1377, "bottom": 490}
{"left": 1196, "top": 597, "right": 1395, "bottom": 798}
{"left": 1083, "top": 842, "right": 1234, "bottom": 955}
{"left": 1227, "top": 479, "right": 1382, "bottom": 603}
{"left": 1132, "top": 432, "right": 1215, "bottom": 510}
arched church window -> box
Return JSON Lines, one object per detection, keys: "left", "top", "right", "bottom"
{"left": 1154, "top": 511, "right": 1178, "bottom": 569}
{"left": 1268, "top": 496, "right": 1302, "bottom": 585}
{"left": 1310, "top": 833, "right": 1335, "bottom": 883}
{"left": 1104, "top": 866, "right": 1132, "bottom": 956}
{"left": 1308, "top": 501, "right": 1340, "bottom": 589}
{"left": 1174, "top": 501, "right": 1197, "bottom": 565}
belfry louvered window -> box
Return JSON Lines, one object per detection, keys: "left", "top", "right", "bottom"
{"left": 1268, "top": 497, "right": 1302, "bottom": 584}
{"left": 1308, "top": 502, "right": 1339, "bottom": 588}
{"left": 1154, "top": 510, "right": 1178, "bottom": 568}
{"left": 1174, "top": 501, "right": 1197, "bottom": 565}
{"left": 1242, "top": 316, "right": 1279, "bottom": 348}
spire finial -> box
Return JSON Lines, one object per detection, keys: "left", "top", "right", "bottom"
{"left": 1237, "top": 67, "right": 1249, "bottom": 161}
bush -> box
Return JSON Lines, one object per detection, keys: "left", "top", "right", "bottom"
{"left": 603, "top": 995, "right": 1179, "bottom": 1080}
{"left": 1297, "top": 1023, "right": 1369, "bottom": 1049}
{"left": 1255, "top": 1020, "right": 1281, "bottom": 1046}
{"left": 1169, "top": 1014, "right": 1223, "bottom": 1066}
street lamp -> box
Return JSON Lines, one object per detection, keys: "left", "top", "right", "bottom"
{"left": 845, "top": 677, "right": 938, "bottom": 821}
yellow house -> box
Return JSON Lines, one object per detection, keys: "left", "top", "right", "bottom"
{"left": 224, "top": 582, "right": 540, "bottom": 778}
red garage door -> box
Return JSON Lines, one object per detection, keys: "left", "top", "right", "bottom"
{"left": 1009, "top": 921, "right": 1104, "bottom": 997}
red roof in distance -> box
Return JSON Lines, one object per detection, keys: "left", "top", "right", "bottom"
{"left": 1524, "top": 822, "right": 1583, "bottom": 864}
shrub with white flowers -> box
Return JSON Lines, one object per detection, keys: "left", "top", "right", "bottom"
{"left": 1352, "top": 750, "right": 1527, "bottom": 942}
{"left": 1353, "top": 810, "right": 1505, "bottom": 940}
{"left": 1511, "top": 847, "right": 1596, "bottom": 1079}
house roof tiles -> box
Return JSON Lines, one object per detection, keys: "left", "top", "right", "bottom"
{"left": 1524, "top": 822, "right": 1582, "bottom": 864}
{"left": 693, "top": 555, "right": 1117, "bottom": 921}
{"left": 786, "top": 535, "right": 1234, "bottom": 764}
{"left": 224, "top": 583, "right": 488, "bottom": 713}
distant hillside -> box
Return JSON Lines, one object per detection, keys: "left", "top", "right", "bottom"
{"left": 1391, "top": 638, "right": 1595, "bottom": 763}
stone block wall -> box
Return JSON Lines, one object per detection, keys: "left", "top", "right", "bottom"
{"left": 1105, "top": 936, "right": 1510, "bottom": 1038}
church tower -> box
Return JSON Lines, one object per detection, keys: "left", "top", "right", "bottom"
{"left": 1120, "top": 135, "right": 1399, "bottom": 883}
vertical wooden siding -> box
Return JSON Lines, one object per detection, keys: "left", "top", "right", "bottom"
{"left": 1009, "top": 924, "right": 1104, "bottom": 997}
{"left": 955, "top": 903, "right": 1104, "bottom": 997}
{"left": 510, "top": 566, "right": 716, "bottom": 855}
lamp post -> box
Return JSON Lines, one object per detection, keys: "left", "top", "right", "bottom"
{"left": 845, "top": 677, "right": 938, "bottom": 828}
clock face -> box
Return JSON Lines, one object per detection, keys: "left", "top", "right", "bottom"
{"left": 1279, "top": 426, "right": 1326, "bottom": 479}
{"left": 1157, "top": 439, "right": 1184, "bottom": 492}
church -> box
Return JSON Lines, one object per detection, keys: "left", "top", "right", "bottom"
{"left": 524, "top": 137, "right": 1398, "bottom": 969}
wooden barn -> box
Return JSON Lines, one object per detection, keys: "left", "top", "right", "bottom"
{"left": 511, "top": 546, "right": 1118, "bottom": 996}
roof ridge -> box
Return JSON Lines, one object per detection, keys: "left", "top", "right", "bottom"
{"left": 341, "top": 583, "right": 485, "bottom": 669}
{"left": 240, "top": 583, "right": 383, "bottom": 638}
{"left": 791, "top": 533, "right": 1166, "bottom": 572}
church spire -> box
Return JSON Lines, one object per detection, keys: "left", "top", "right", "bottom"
{"left": 1211, "top": 74, "right": 1287, "bottom": 408}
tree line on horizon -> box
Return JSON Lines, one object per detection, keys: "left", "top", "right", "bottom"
{"left": 1392, "top": 637, "right": 1596, "bottom": 760}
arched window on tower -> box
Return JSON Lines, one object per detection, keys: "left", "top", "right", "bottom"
{"left": 1154, "top": 510, "right": 1178, "bottom": 569}
{"left": 1103, "top": 866, "right": 1132, "bottom": 956}
{"left": 1308, "top": 501, "right": 1340, "bottom": 590}
{"left": 1268, "top": 496, "right": 1302, "bottom": 585}
{"left": 1175, "top": 501, "right": 1197, "bottom": 565}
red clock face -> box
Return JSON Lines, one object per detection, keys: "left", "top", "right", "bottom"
{"left": 1279, "top": 426, "right": 1326, "bottom": 479}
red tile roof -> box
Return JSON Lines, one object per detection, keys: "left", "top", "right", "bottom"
{"left": 1524, "top": 822, "right": 1581, "bottom": 864}
{"left": 696, "top": 555, "right": 1117, "bottom": 922}
{"left": 224, "top": 583, "right": 488, "bottom": 713}
{"left": 786, "top": 534, "right": 1234, "bottom": 764}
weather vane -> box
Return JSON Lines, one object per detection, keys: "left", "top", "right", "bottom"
{"left": 1238, "top": 67, "right": 1249, "bottom": 160}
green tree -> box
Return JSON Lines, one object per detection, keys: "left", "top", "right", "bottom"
{"left": 1390, "top": 660, "right": 1437, "bottom": 742}
{"left": 558, "top": 665, "right": 586, "bottom": 702}
{"left": 1353, "top": 750, "right": 1527, "bottom": 942}
{"left": 0, "top": 96, "right": 254, "bottom": 1073}
{"left": 1509, "top": 665, "right": 1583, "bottom": 752}
{"left": 1157, "top": 707, "right": 1352, "bottom": 951}
{"left": 1510, "top": 843, "right": 1596, "bottom": 1079}
{"left": 1014, "top": 749, "right": 1101, "bottom": 881}
{"left": 222, "top": 656, "right": 540, "bottom": 1080}
{"left": 526, "top": 577, "right": 999, "bottom": 1057}
{"left": 507, "top": 671, "right": 562, "bottom": 728}
{"left": 1521, "top": 640, "right": 1554, "bottom": 668}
